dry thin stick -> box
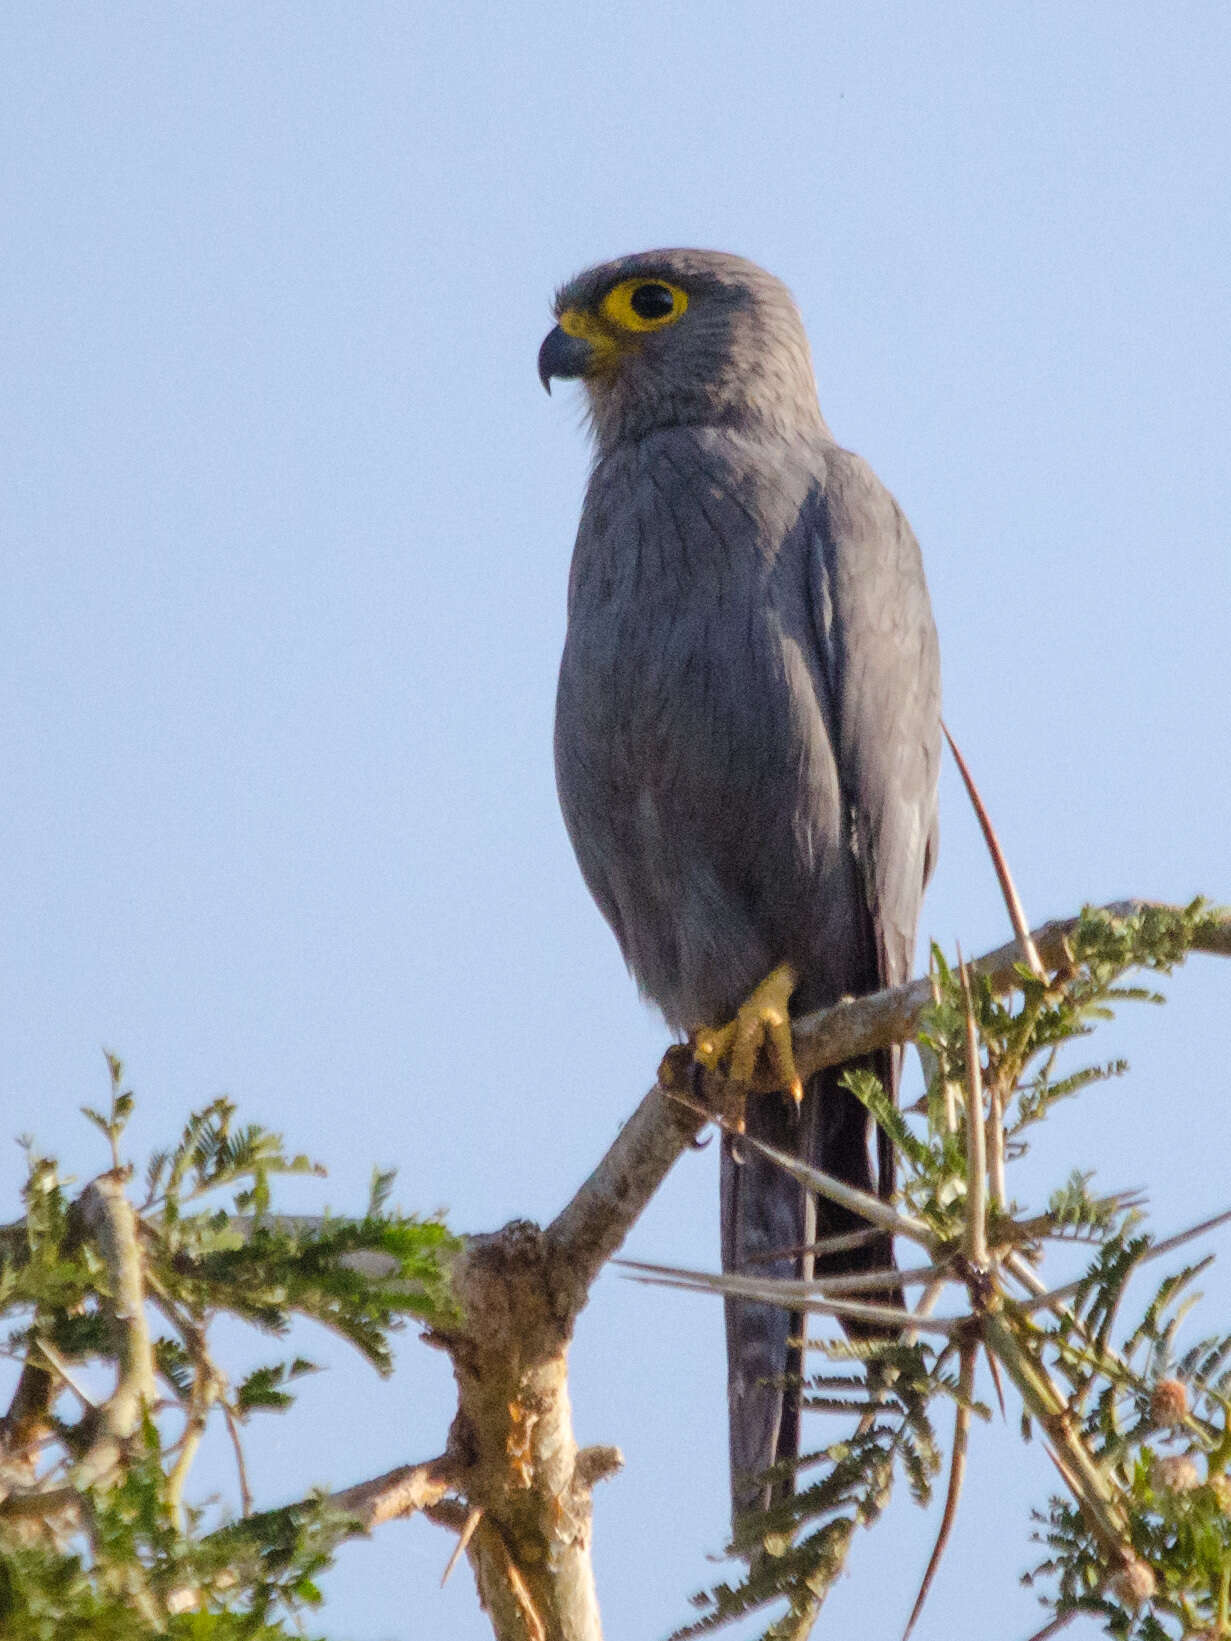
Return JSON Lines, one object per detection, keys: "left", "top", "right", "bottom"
{"left": 621, "top": 1254, "right": 949, "bottom": 1296}
{"left": 959, "top": 952, "right": 988, "bottom": 1266}
{"left": 620, "top": 1260, "right": 960, "bottom": 1336}
{"left": 222, "top": 1402, "right": 253, "bottom": 1518}
{"left": 745, "top": 1226, "right": 885, "bottom": 1265}
{"left": 1014, "top": 1210, "right": 1231, "bottom": 1316}
{"left": 944, "top": 722, "right": 1045, "bottom": 980}
{"left": 903, "top": 1339, "right": 976, "bottom": 1639}
{"left": 670, "top": 1093, "right": 934, "bottom": 1244}
{"left": 987, "top": 1078, "right": 1007, "bottom": 1208}
{"left": 904, "top": 1276, "right": 946, "bottom": 1351}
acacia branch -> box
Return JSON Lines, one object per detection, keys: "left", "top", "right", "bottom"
{"left": 545, "top": 901, "right": 1229, "bottom": 1293}
{"left": 790, "top": 899, "right": 1228, "bottom": 1093}
{"left": 427, "top": 899, "right": 1226, "bottom": 1640}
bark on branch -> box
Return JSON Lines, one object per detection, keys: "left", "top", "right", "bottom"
{"left": 329, "top": 1455, "right": 456, "bottom": 1528}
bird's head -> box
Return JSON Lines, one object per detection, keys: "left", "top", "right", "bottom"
{"left": 538, "top": 249, "right": 826, "bottom": 450}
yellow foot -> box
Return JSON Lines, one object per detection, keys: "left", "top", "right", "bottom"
{"left": 692, "top": 963, "right": 804, "bottom": 1105}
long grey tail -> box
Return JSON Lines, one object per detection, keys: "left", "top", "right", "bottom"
{"left": 720, "top": 1047, "right": 899, "bottom": 1531}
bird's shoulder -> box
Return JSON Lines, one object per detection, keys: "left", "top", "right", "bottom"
{"left": 584, "top": 424, "right": 913, "bottom": 525}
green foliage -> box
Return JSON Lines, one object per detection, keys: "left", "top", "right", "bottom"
{"left": 0, "top": 1415, "right": 344, "bottom": 1638}
{"left": 0, "top": 1068, "right": 459, "bottom": 1639}
{"left": 674, "top": 901, "right": 1231, "bottom": 1639}
{"left": 673, "top": 1342, "right": 965, "bottom": 1640}
{"left": 1025, "top": 1247, "right": 1231, "bottom": 1639}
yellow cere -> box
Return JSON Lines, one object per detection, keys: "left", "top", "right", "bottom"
{"left": 557, "top": 306, "right": 621, "bottom": 371}
{"left": 600, "top": 277, "right": 689, "bottom": 333}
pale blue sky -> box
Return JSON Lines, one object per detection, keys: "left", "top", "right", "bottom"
{"left": 2, "top": 6, "right": 1228, "bottom": 1638}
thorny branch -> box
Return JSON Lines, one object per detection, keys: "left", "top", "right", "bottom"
{"left": 546, "top": 901, "right": 1230, "bottom": 1290}
{"left": 422, "top": 900, "right": 1227, "bottom": 1640}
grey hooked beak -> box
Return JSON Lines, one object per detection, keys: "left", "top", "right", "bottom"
{"left": 538, "top": 324, "right": 595, "bottom": 393}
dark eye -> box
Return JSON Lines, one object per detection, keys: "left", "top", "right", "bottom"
{"left": 629, "top": 282, "right": 677, "bottom": 320}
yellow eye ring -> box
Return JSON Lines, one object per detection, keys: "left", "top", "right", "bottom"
{"left": 599, "top": 277, "right": 689, "bottom": 333}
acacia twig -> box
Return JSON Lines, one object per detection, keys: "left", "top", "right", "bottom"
{"left": 903, "top": 1339, "right": 976, "bottom": 1639}
{"left": 620, "top": 1260, "right": 961, "bottom": 1336}
{"left": 943, "top": 722, "right": 1045, "bottom": 980}
{"left": 328, "top": 1456, "right": 456, "bottom": 1528}
{"left": 959, "top": 952, "right": 988, "bottom": 1266}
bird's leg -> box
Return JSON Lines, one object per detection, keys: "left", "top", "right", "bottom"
{"left": 692, "top": 962, "right": 804, "bottom": 1109}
